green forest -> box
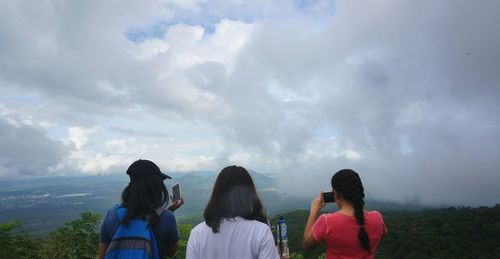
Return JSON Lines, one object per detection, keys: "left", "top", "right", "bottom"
{"left": 1, "top": 205, "right": 499, "bottom": 259}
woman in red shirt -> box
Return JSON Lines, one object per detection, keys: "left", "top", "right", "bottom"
{"left": 303, "top": 169, "right": 387, "bottom": 259}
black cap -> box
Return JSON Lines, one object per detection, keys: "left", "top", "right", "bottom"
{"left": 126, "top": 159, "right": 171, "bottom": 182}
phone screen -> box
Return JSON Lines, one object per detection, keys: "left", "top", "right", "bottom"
{"left": 323, "top": 191, "right": 335, "bottom": 203}
{"left": 172, "top": 183, "right": 181, "bottom": 202}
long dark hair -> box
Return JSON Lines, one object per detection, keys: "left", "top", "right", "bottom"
{"left": 121, "top": 174, "right": 169, "bottom": 228}
{"left": 204, "top": 165, "right": 268, "bottom": 233}
{"left": 331, "top": 169, "right": 370, "bottom": 252}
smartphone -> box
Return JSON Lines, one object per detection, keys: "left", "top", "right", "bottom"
{"left": 323, "top": 191, "right": 335, "bottom": 203}
{"left": 172, "top": 182, "right": 181, "bottom": 202}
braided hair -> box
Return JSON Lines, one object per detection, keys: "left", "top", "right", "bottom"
{"left": 331, "top": 169, "right": 370, "bottom": 252}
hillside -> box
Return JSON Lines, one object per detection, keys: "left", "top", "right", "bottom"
{"left": 2, "top": 205, "right": 500, "bottom": 258}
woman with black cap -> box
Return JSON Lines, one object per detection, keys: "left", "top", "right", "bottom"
{"left": 303, "top": 169, "right": 387, "bottom": 258}
{"left": 98, "top": 159, "right": 184, "bottom": 259}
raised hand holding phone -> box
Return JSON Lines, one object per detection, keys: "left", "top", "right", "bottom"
{"left": 168, "top": 182, "right": 184, "bottom": 211}
{"left": 323, "top": 191, "right": 335, "bottom": 203}
{"left": 172, "top": 182, "right": 181, "bottom": 202}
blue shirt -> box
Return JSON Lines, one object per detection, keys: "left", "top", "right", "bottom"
{"left": 100, "top": 205, "right": 179, "bottom": 256}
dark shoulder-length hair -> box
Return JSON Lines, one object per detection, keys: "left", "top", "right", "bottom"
{"left": 204, "top": 165, "right": 267, "bottom": 233}
{"left": 121, "top": 174, "right": 169, "bottom": 228}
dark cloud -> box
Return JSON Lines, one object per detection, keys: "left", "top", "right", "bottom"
{"left": 189, "top": 0, "right": 500, "bottom": 205}
{"left": 0, "top": 118, "right": 68, "bottom": 178}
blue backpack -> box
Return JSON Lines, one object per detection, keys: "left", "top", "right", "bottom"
{"left": 105, "top": 205, "right": 160, "bottom": 259}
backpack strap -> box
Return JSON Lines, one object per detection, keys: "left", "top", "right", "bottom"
{"left": 147, "top": 208, "right": 163, "bottom": 258}
{"left": 115, "top": 204, "right": 126, "bottom": 222}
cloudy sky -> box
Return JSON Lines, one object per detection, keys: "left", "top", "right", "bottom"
{"left": 1, "top": 0, "right": 499, "bottom": 206}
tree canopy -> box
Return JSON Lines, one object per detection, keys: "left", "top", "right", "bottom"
{"left": 1, "top": 205, "right": 499, "bottom": 258}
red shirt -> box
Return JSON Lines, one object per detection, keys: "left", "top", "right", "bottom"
{"left": 312, "top": 211, "right": 387, "bottom": 259}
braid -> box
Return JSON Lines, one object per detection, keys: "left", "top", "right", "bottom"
{"left": 332, "top": 169, "right": 371, "bottom": 252}
{"left": 353, "top": 195, "right": 370, "bottom": 252}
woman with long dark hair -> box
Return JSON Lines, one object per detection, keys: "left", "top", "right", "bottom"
{"left": 186, "top": 165, "right": 279, "bottom": 259}
{"left": 98, "top": 159, "right": 184, "bottom": 259}
{"left": 303, "top": 169, "right": 387, "bottom": 258}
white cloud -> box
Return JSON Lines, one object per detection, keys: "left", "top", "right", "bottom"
{"left": 228, "top": 151, "right": 252, "bottom": 165}
{"left": 169, "top": 155, "right": 217, "bottom": 172}
{"left": 343, "top": 150, "right": 361, "bottom": 161}
{"left": 136, "top": 38, "right": 170, "bottom": 59}
{"left": 66, "top": 127, "right": 98, "bottom": 150}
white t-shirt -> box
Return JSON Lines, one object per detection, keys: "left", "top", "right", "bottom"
{"left": 186, "top": 217, "right": 280, "bottom": 259}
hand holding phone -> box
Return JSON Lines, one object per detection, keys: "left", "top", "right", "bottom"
{"left": 168, "top": 182, "right": 184, "bottom": 212}
{"left": 323, "top": 191, "right": 335, "bottom": 203}
{"left": 172, "top": 182, "right": 181, "bottom": 202}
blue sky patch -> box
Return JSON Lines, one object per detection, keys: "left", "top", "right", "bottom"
{"left": 125, "top": 7, "right": 256, "bottom": 43}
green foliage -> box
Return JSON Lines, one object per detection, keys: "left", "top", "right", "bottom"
{"left": 0, "top": 219, "right": 37, "bottom": 259}
{"left": 0, "top": 213, "right": 195, "bottom": 259}
{"left": 37, "top": 212, "right": 101, "bottom": 259}
{"left": 172, "top": 223, "right": 193, "bottom": 259}
{"left": 377, "top": 205, "right": 500, "bottom": 258}
{"left": 2, "top": 205, "right": 500, "bottom": 258}
{"left": 0, "top": 212, "right": 100, "bottom": 259}
{"left": 0, "top": 219, "right": 21, "bottom": 232}
{"left": 289, "top": 252, "right": 304, "bottom": 258}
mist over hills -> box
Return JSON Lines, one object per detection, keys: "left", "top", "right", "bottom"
{"left": 1, "top": 171, "right": 428, "bottom": 235}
